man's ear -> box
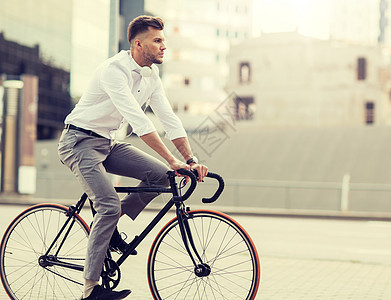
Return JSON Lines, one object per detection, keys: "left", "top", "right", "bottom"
{"left": 134, "top": 40, "right": 142, "bottom": 50}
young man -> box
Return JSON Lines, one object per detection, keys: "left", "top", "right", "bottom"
{"left": 58, "top": 15, "right": 208, "bottom": 300}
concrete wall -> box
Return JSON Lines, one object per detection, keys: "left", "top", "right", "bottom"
{"left": 34, "top": 125, "right": 391, "bottom": 214}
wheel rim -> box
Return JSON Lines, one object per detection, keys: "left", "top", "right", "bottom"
{"left": 0, "top": 205, "right": 89, "bottom": 299}
{"left": 148, "top": 211, "right": 260, "bottom": 300}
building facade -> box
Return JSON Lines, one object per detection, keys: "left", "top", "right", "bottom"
{"left": 330, "top": 0, "right": 380, "bottom": 45}
{"left": 0, "top": 34, "right": 71, "bottom": 139}
{"left": 329, "top": 0, "right": 391, "bottom": 47}
{"left": 227, "top": 32, "right": 391, "bottom": 127}
{"left": 0, "top": 0, "right": 72, "bottom": 69}
{"left": 117, "top": 0, "right": 145, "bottom": 52}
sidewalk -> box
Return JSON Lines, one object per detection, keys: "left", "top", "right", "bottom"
{"left": 259, "top": 256, "right": 391, "bottom": 299}
{"left": 114, "top": 253, "right": 391, "bottom": 300}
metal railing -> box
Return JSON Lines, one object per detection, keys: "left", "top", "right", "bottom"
{"left": 35, "top": 172, "right": 391, "bottom": 213}
{"left": 222, "top": 176, "right": 391, "bottom": 212}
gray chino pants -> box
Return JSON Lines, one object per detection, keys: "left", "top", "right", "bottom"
{"left": 58, "top": 129, "right": 170, "bottom": 281}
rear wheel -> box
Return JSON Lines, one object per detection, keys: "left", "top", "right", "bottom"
{"left": 0, "top": 203, "right": 89, "bottom": 299}
{"left": 147, "top": 210, "right": 260, "bottom": 299}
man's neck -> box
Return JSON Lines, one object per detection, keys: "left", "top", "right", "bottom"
{"left": 130, "top": 50, "right": 149, "bottom": 67}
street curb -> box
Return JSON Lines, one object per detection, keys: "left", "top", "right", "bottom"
{"left": 213, "top": 206, "right": 391, "bottom": 221}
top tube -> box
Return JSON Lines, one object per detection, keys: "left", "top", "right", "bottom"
{"left": 113, "top": 169, "right": 224, "bottom": 204}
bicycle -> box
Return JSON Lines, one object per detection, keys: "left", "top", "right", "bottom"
{"left": 1, "top": 169, "right": 260, "bottom": 299}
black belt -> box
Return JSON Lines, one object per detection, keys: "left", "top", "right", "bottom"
{"left": 65, "top": 124, "right": 105, "bottom": 139}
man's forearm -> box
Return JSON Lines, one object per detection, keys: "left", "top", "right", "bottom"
{"left": 172, "top": 136, "right": 208, "bottom": 182}
{"left": 171, "top": 137, "right": 193, "bottom": 162}
{"left": 140, "top": 131, "right": 176, "bottom": 164}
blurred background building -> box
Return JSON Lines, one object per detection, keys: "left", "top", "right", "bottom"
{"left": 0, "top": 0, "right": 72, "bottom": 139}
{"left": 330, "top": 0, "right": 381, "bottom": 45}
{"left": 0, "top": 0, "right": 72, "bottom": 68}
{"left": 228, "top": 32, "right": 391, "bottom": 127}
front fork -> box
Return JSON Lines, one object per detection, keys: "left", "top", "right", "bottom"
{"left": 176, "top": 204, "right": 211, "bottom": 277}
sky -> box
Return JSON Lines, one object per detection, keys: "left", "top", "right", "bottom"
{"left": 252, "top": 0, "right": 331, "bottom": 39}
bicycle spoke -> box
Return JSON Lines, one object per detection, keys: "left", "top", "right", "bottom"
{"left": 160, "top": 236, "right": 188, "bottom": 255}
{"left": 203, "top": 275, "right": 241, "bottom": 299}
{"left": 154, "top": 258, "right": 193, "bottom": 276}
{"left": 211, "top": 267, "right": 253, "bottom": 291}
{"left": 158, "top": 271, "right": 195, "bottom": 296}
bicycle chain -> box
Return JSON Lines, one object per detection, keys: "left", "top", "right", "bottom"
{"left": 43, "top": 266, "right": 83, "bottom": 286}
{"left": 56, "top": 256, "right": 85, "bottom": 261}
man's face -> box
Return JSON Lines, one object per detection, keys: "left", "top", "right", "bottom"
{"left": 139, "top": 28, "right": 166, "bottom": 66}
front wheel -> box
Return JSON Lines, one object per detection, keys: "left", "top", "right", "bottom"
{"left": 147, "top": 210, "right": 260, "bottom": 300}
{"left": 0, "top": 203, "right": 90, "bottom": 300}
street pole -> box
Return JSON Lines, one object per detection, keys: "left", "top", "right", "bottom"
{"left": 109, "top": 0, "right": 119, "bottom": 57}
{"left": 1, "top": 80, "right": 23, "bottom": 193}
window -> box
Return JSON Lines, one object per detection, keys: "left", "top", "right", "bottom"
{"left": 235, "top": 96, "right": 254, "bottom": 120}
{"left": 239, "top": 62, "right": 251, "bottom": 84}
{"left": 365, "top": 101, "right": 375, "bottom": 124}
{"left": 357, "top": 57, "right": 367, "bottom": 80}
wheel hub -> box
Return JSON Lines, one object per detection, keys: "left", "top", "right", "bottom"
{"left": 38, "top": 255, "right": 54, "bottom": 268}
{"left": 194, "top": 263, "right": 211, "bottom": 277}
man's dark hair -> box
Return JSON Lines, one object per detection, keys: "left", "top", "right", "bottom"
{"left": 127, "top": 15, "right": 164, "bottom": 46}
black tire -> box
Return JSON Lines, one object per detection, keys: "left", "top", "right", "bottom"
{"left": 147, "top": 210, "right": 260, "bottom": 300}
{"left": 0, "top": 203, "right": 90, "bottom": 299}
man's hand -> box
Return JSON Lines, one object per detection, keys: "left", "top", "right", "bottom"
{"left": 169, "top": 159, "right": 208, "bottom": 184}
{"left": 190, "top": 163, "right": 208, "bottom": 182}
{"left": 169, "top": 159, "right": 193, "bottom": 185}
{"left": 169, "top": 158, "right": 189, "bottom": 172}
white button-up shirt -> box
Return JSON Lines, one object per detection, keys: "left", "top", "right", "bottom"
{"left": 64, "top": 50, "right": 187, "bottom": 140}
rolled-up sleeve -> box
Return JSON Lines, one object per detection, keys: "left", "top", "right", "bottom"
{"left": 100, "top": 63, "right": 156, "bottom": 136}
{"left": 150, "top": 79, "right": 187, "bottom": 140}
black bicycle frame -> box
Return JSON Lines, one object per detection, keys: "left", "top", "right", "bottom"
{"left": 40, "top": 169, "right": 224, "bottom": 276}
